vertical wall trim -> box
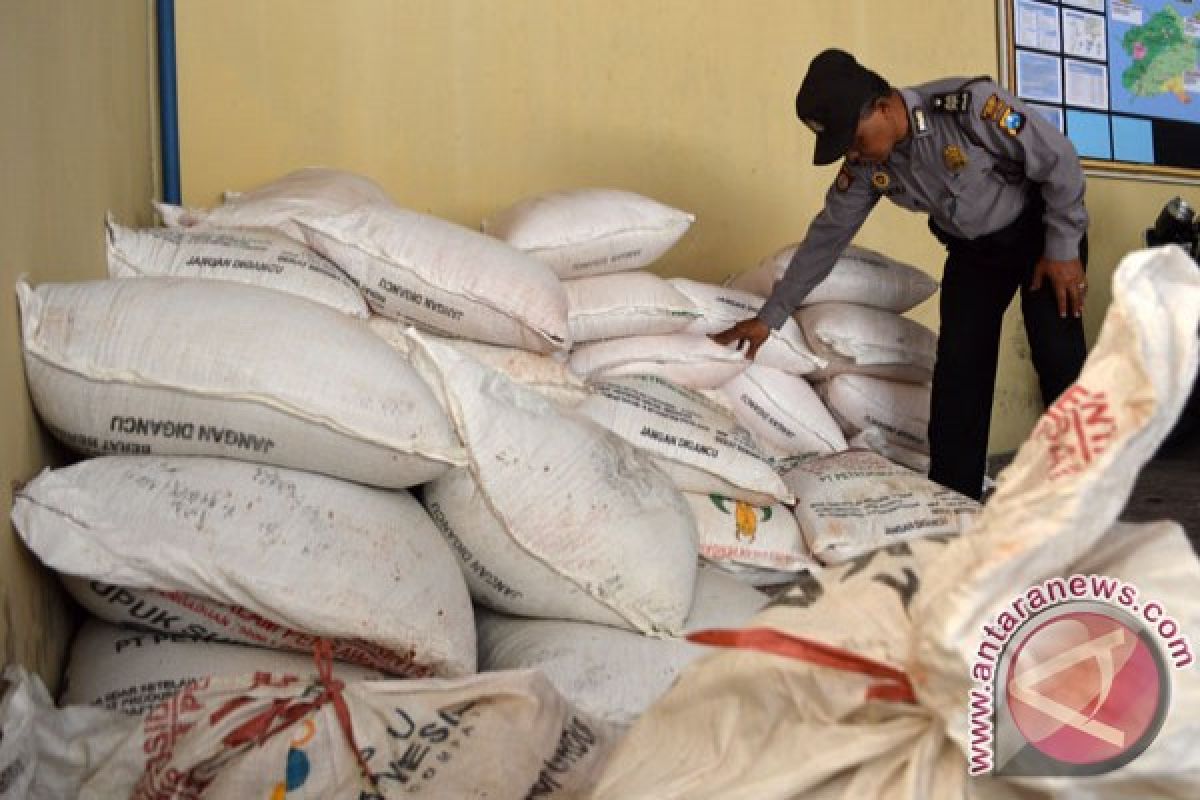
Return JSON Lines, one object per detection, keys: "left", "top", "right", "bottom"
{"left": 156, "top": 0, "right": 180, "bottom": 203}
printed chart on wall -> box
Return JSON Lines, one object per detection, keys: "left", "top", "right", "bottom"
{"left": 1001, "top": 0, "right": 1200, "bottom": 177}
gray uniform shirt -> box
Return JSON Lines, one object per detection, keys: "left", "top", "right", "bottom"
{"left": 758, "top": 76, "right": 1088, "bottom": 329}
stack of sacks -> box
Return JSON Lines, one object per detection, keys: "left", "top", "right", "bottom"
{"left": 476, "top": 566, "right": 769, "bottom": 725}
{"left": 484, "top": 189, "right": 745, "bottom": 390}
{"left": 731, "top": 242, "right": 939, "bottom": 472}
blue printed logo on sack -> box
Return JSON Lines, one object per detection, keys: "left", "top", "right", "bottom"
{"left": 968, "top": 576, "right": 1192, "bottom": 777}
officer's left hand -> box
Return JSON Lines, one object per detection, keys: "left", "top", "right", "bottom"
{"left": 1031, "top": 257, "right": 1087, "bottom": 319}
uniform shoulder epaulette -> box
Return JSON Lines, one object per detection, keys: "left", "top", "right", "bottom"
{"left": 930, "top": 89, "right": 973, "bottom": 115}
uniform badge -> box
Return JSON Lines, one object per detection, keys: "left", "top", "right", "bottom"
{"left": 981, "top": 94, "right": 1004, "bottom": 122}
{"left": 836, "top": 167, "right": 854, "bottom": 192}
{"left": 998, "top": 109, "right": 1026, "bottom": 137}
{"left": 912, "top": 108, "right": 930, "bottom": 135}
{"left": 871, "top": 170, "right": 891, "bottom": 191}
{"left": 942, "top": 144, "right": 967, "bottom": 173}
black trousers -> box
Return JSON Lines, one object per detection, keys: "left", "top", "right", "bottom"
{"left": 927, "top": 198, "right": 1088, "bottom": 501}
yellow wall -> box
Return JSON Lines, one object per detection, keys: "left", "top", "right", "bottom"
{"left": 1, "top": 1, "right": 157, "bottom": 689}
{"left": 176, "top": 0, "right": 1200, "bottom": 453}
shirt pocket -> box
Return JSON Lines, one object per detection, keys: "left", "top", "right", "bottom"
{"left": 943, "top": 148, "right": 1002, "bottom": 228}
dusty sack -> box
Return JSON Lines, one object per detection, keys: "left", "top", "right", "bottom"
{"left": 684, "top": 492, "right": 816, "bottom": 574}
{"left": 476, "top": 567, "right": 768, "bottom": 725}
{"left": 577, "top": 375, "right": 793, "bottom": 505}
{"left": 410, "top": 332, "right": 698, "bottom": 634}
{"left": 589, "top": 246, "right": 1200, "bottom": 800}
{"left": 154, "top": 166, "right": 393, "bottom": 241}
{"left": 6, "top": 665, "right": 618, "bottom": 799}
{"left": 783, "top": 449, "right": 979, "bottom": 564}
{"left": 819, "top": 373, "right": 931, "bottom": 455}
{"left": 730, "top": 243, "right": 938, "bottom": 312}
{"left": 670, "top": 278, "right": 826, "bottom": 375}
{"left": 12, "top": 456, "right": 476, "bottom": 677}
{"left": 568, "top": 333, "right": 750, "bottom": 389}
{"left": 564, "top": 271, "right": 699, "bottom": 342}
{"left": 16, "top": 277, "right": 463, "bottom": 488}
{"left": 483, "top": 188, "right": 694, "bottom": 278}
{"left": 720, "top": 365, "right": 847, "bottom": 462}
{"left": 105, "top": 218, "right": 368, "bottom": 317}
{"left": 798, "top": 302, "right": 937, "bottom": 384}
{"left": 301, "top": 204, "right": 570, "bottom": 351}
{"left": 61, "top": 620, "right": 386, "bottom": 715}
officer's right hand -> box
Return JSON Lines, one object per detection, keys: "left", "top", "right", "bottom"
{"left": 709, "top": 317, "right": 771, "bottom": 361}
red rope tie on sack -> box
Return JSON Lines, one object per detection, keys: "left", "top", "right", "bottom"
{"left": 213, "top": 639, "right": 379, "bottom": 791}
{"left": 686, "top": 627, "right": 917, "bottom": 704}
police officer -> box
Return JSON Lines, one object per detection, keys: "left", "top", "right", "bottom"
{"left": 713, "top": 49, "right": 1089, "bottom": 501}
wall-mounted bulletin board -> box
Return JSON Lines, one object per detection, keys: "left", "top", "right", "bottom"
{"left": 998, "top": 0, "right": 1200, "bottom": 180}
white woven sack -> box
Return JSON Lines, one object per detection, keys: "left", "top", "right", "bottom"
{"left": 12, "top": 456, "right": 476, "bottom": 677}
{"left": 476, "top": 567, "right": 768, "bottom": 725}
{"left": 684, "top": 492, "right": 816, "bottom": 573}
{"left": 798, "top": 302, "right": 937, "bottom": 384}
{"left": 720, "top": 364, "right": 847, "bottom": 462}
{"left": 154, "top": 167, "right": 393, "bottom": 241}
{"left": 591, "top": 247, "right": 1200, "bottom": 800}
{"left": 569, "top": 333, "right": 749, "bottom": 390}
{"left": 783, "top": 449, "right": 980, "bottom": 564}
{"left": 61, "top": 620, "right": 385, "bottom": 715}
{"left": 300, "top": 204, "right": 570, "bottom": 352}
{"left": 483, "top": 188, "right": 694, "bottom": 278}
{"left": 730, "top": 242, "right": 939, "bottom": 312}
{"left": 669, "top": 278, "right": 826, "bottom": 375}
{"left": 16, "top": 278, "right": 463, "bottom": 488}
{"left": 60, "top": 668, "right": 618, "bottom": 799}
{"left": 577, "top": 375, "right": 793, "bottom": 505}
{"left": 564, "top": 271, "right": 699, "bottom": 342}
{"left": 849, "top": 428, "right": 931, "bottom": 474}
{"left": 367, "top": 316, "right": 589, "bottom": 408}
{"left": 105, "top": 217, "right": 368, "bottom": 317}
{"left": 0, "top": 666, "right": 135, "bottom": 800}
{"left": 820, "top": 373, "right": 931, "bottom": 454}
{"left": 409, "top": 332, "right": 698, "bottom": 634}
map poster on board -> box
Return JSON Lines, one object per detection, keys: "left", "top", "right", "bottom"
{"left": 1109, "top": 1, "right": 1200, "bottom": 124}
{"left": 1001, "top": 0, "right": 1200, "bottom": 176}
